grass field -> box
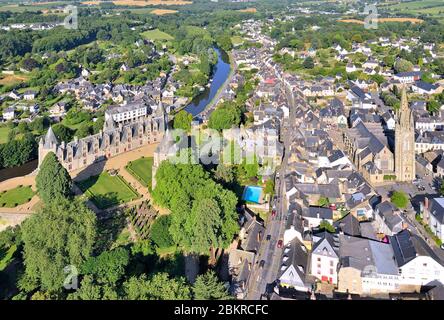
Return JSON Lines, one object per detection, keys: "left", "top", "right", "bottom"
{"left": 82, "top": 0, "right": 191, "bottom": 6}
{"left": 0, "top": 74, "right": 29, "bottom": 86}
{"left": 382, "top": 0, "right": 444, "bottom": 20}
{"left": 141, "top": 29, "right": 174, "bottom": 41}
{"left": 0, "top": 186, "right": 35, "bottom": 208}
{"left": 0, "top": 127, "right": 10, "bottom": 144}
{"left": 0, "top": 2, "right": 67, "bottom": 12}
{"left": 151, "top": 9, "right": 178, "bottom": 15}
{"left": 77, "top": 172, "right": 140, "bottom": 209}
{"left": 231, "top": 35, "right": 244, "bottom": 46}
{"left": 126, "top": 156, "right": 154, "bottom": 189}
{"left": 338, "top": 17, "right": 424, "bottom": 24}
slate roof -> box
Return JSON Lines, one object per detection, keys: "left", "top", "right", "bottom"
{"left": 334, "top": 214, "right": 361, "bottom": 236}
{"left": 428, "top": 198, "right": 444, "bottom": 224}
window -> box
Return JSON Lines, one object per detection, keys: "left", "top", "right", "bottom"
{"left": 317, "top": 257, "right": 321, "bottom": 262}
{"left": 330, "top": 269, "right": 334, "bottom": 275}
{"left": 330, "top": 260, "right": 334, "bottom": 267}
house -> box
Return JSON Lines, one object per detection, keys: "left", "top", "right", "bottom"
{"left": 390, "top": 230, "right": 444, "bottom": 289}
{"left": 310, "top": 232, "right": 339, "bottom": 284}
{"left": 2, "top": 107, "right": 16, "bottom": 121}
{"left": 337, "top": 234, "right": 400, "bottom": 295}
{"left": 23, "top": 90, "right": 37, "bottom": 100}
{"left": 381, "top": 111, "right": 395, "bottom": 130}
{"left": 303, "top": 206, "right": 334, "bottom": 229}
{"left": 49, "top": 102, "right": 68, "bottom": 117}
{"left": 346, "top": 63, "right": 358, "bottom": 73}
{"left": 394, "top": 71, "right": 422, "bottom": 84}
{"left": 278, "top": 238, "right": 311, "bottom": 292}
{"left": 8, "top": 90, "right": 21, "bottom": 100}
{"left": 374, "top": 201, "right": 405, "bottom": 236}
{"left": 120, "top": 64, "right": 130, "bottom": 72}
{"left": 412, "top": 81, "right": 439, "bottom": 95}
{"left": 423, "top": 198, "right": 444, "bottom": 243}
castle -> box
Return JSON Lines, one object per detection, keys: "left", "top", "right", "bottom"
{"left": 38, "top": 103, "right": 167, "bottom": 172}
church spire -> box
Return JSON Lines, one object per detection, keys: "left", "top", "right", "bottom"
{"left": 43, "top": 126, "right": 58, "bottom": 148}
{"left": 400, "top": 85, "right": 408, "bottom": 113}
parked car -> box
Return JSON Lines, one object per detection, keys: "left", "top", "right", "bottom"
{"left": 271, "top": 209, "right": 277, "bottom": 217}
{"left": 259, "top": 260, "right": 265, "bottom": 268}
{"left": 277, "top": 240, "right": 283, "bottom": 248}
{"left": 266, "top": 234, "right": 271, "bottom": 241}
{"left": 441, "top": 244, "right": 444, "bottom": 250}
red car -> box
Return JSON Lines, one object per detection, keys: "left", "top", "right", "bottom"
{"left": 277, "top": 240, "right": 283, "bottom": 248}
{"left": 271, "top": 209, "right": 277, "bottom": 217}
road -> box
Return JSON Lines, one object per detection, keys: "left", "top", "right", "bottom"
{"left": 245, "top": 84, "right": 301, "bottom": 300}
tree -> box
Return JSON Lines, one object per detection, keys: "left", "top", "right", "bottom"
{"left": 21, "top": 197, "right": 96, "bottom": 293}
{"left": 390, "top": 190, "right": 409, "bottom": 209}
{"left": 318, "top": 197, "right": 330, "bottom": 207}
{"left": 319, "top": 220, "right": 335, "bottom": 233}
{"left": 208, "top": 104, "right": 241, "bottom": 131}
{"left": 173, "top": 110, "right": 192, "bottom": 132}
{"left": 36, "top": 152, "right": 72, "bottom": 205}
{"left": 193, "top": 271, "right": 230, "bottom": 300}
{"left": 81, "top": 247, "right": 129, "bottom": 285}
{"left": 52, "top": 124, "right": 74, "bottom": 142}
{"left": 394, "top": 58, "right": 413, "bottom": 73}
{"left": 303, "top": 57, "right": 314, "bottom": 69}
{"left": 213, "top": 164, "right": 234, "bottom": 184}
{"left": 123, "top": 273, "right": 191, "bottom": 300}
{"left": 67, "top": 275, "right": 118, "bottom": 300}
{"left": 149, "top": 215, "right": 174, "bottom": 249}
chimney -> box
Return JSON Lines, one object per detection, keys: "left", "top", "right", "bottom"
{"left": 248, "top": 263, "right": 252, "bottom": 271}
{"left": 317, "top": 212, "right": 320, "bottom": 219}
{"left": 424, "top": 197, "right": 429, "bottom": 210}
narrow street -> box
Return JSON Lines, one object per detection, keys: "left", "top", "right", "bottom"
{"left": 245, "top": 85, "right": 298, "bottom": 299}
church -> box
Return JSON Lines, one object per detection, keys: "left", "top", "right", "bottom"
{"left": 343, "top": 86, "right": 415, "bottom": 184}
{"left": 394, "top": 86, "right": 416, "bottom": 182}
{"left": 38, "top": 103, "right": 167, "bottom": 172}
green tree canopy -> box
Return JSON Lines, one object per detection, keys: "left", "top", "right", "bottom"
{"left": 193, "top": 270, "right": 230, "bottom": 300}
{"left": 123, "top": 273, "right": 191, "bottom": 300}
{"left": 36, "top": 152, "right": 72, "bottom": 205}
{"left": 21, "top": 197, "right": 97, "bottom": 293}
{"left": 390, "top": 190, "right": 409, "bottom": 209}
{"left": 81, "top": 247, "right": 130, "bottom": 285}
{"left": 149, "top": 215, "right": 174, "bottom": 249}
{"left": 173, "top": 110, "right": 193, "bottom": 132}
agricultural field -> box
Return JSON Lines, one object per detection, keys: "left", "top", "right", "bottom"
{"left": 0, "top": 74, "right": 29, "bottom": 87}
{"left": 381, "top": 0, "right": 444, "bottom": 21}
{"left": 81, "top": 0, "right": 192, "bottom": 6}
{"left": 338, "top": 17, "right": 424, "bottom": 24}
{"left": 0, "top": 2, "right": 68, "bottom": 12}
{"left": 150, "top": 8, "right": 178, "bottom": 15}
{"left": 141, "top": 28, "right": 174, "bottom": 41}
{"left": 125, "top": 156, "right": 154, "bottom": 189}
{"left": 0, "top": 186, "right": 35, "bottom": 208}
{"left": 77, "top": 172, "right": 140, "bottom": 209}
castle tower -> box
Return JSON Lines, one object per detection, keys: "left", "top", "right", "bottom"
{"left": 38, "top": 126, "right": 59, "bottom": 167}
{"left": 394, "top": 86, "right": 415, "bottom": 182}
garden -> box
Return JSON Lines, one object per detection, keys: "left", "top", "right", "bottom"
{"left": 77, "top": 172, "right": 140, "bottom": 209}
{"left": 0, "top": 185, "right": 35, "bottom": 208}
{"left": 125, "top": 157, "right": 154, "bottom": 190}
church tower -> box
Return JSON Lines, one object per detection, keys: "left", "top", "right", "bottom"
{"left": 395, "top": 86, "right": 415, "bottom": 182}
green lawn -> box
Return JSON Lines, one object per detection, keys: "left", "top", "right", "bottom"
{"left": 0, "top": 186, "right": 35, "bottom": 208}
{"left": 77, "top": 172, "right": 140, "bottom": 209}
{"left": 125, "top": 157, "right": 154, "bottom": 189}
{"left": 0, "top": 245, "right": 17, "bottom": 272}
{"left": 231, "top": 36, "right": 244, "bottom": 46}
{"left": 0, "top": 127, "right": 10, "bottom": 144}
{"left": 140, "top": 29, "right": 174, "bottom": 41}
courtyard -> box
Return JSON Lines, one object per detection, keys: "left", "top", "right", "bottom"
{"left": 125, "top": 156, "right": 154, "bottom": 190}
{"left": 76, "top": 172, "right": 140, "bottom": 209}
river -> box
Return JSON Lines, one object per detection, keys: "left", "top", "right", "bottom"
{"left": 0, "top": 159, "right": 38, "bottom": 183}
{"left": 183, "top": 47, "right": 231, "bottom": 117}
